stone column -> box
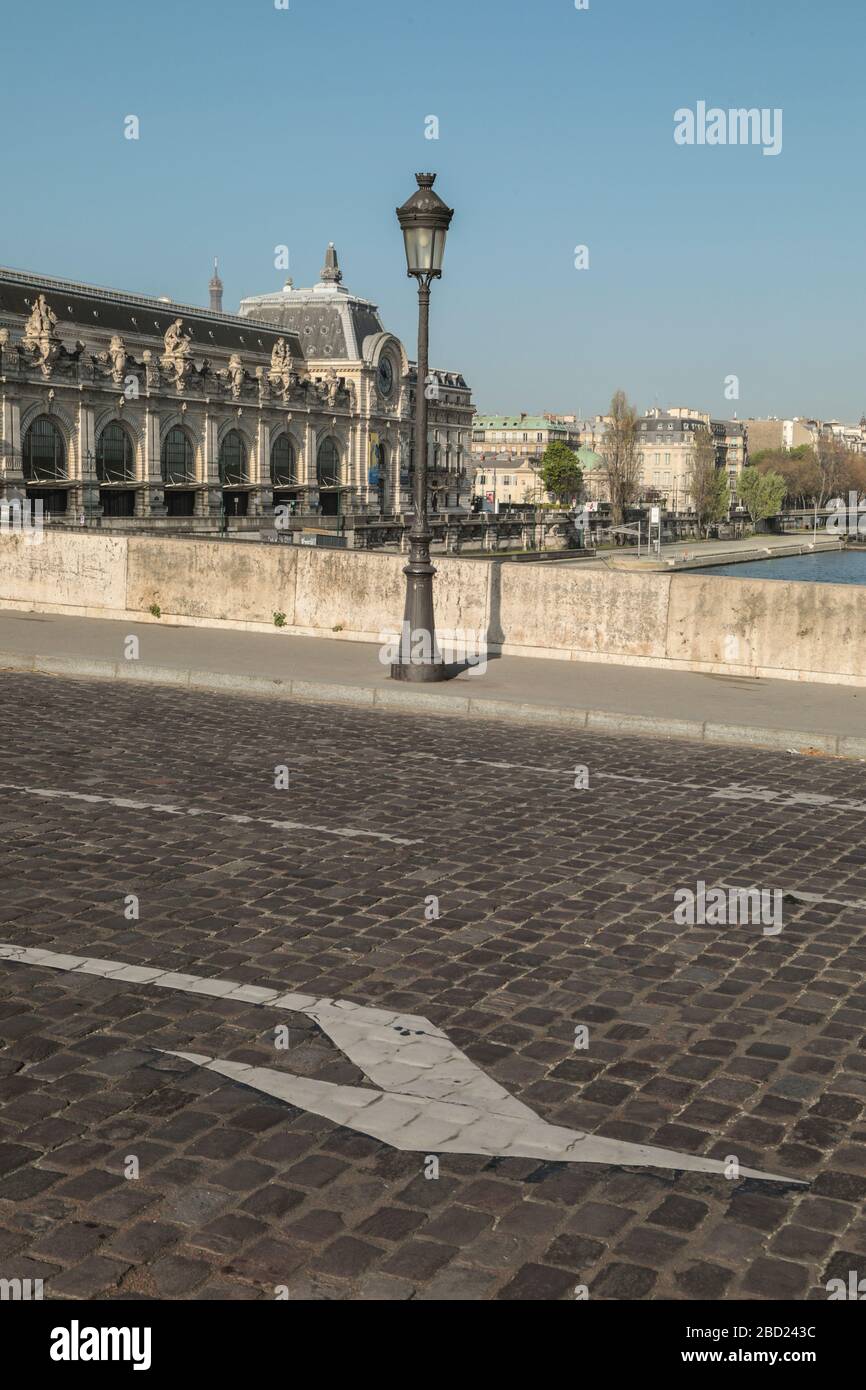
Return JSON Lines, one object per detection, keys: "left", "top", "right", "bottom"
{"left": 77, "top": 400, "right": 100, "bottom": 524}
{"left": 339, "top": 418, "right": 354, "bottom": 516}
{"left": 381, "top": 425, "right": 396, "bottom": 518}
{"left": 355, "top": 419, "right": 367, "bottom": 513}
{"left": 142, "top": 406, "right": 166, "bottom": 517}
{"left": 200, "top": 409, "right": 221, "bottom": 520}
{"left": 0, "top": 389, "right": 24, "bottom": 502}
{"left": 395, "top": 431, "right": 409, "bottom": 515}
{"left": 357, "top": 418, "right": 369, "bottom": 514}
{"left": 304, "top": 416, "right": 317, "bottom": 512}
{"left": 248, "top": 417, "right": 267, "bottom": 518}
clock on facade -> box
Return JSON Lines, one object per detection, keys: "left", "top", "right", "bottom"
{"left": 377, "top": 355, "right": 394, "bottom": 399}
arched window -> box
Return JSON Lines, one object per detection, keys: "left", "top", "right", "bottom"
{"left": 23, "top": 416, "right": 66, "bottom": 482}
{"left": 161, "top": 427, "right": 195, "bottom": 485}
{"left": 271, "top": 434, "right": 296, "bottom": 487}
{"left": 317, "top": 437, "right": 340, "bottom": 488}
{"left": 96, "top": 422, "right": 135, "bottom": 483}
{"left": 219, "top": 430, "right": 247, "bottom": 486}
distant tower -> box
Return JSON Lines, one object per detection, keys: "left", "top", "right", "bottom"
{"left": 209, "top": 258, "right": 224, "bottom": 313}
{"left": 320, "top": 243, "right": 342, "bottom": 285}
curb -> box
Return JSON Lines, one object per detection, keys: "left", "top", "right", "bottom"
{"left": 1, "top": 648, "right": 863, "bottom": 758}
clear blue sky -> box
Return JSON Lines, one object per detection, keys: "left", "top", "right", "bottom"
{"left": 2, "top": 0, "right": 863, "bottom": 421}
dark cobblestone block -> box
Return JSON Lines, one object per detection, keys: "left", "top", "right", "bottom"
{"left": 31, "top": 1222, "right": 110, "bottom": 1263}
{"left": 675, "top": 1262, "right": 734, "bottom": 1298}
{"left": 311, "top": 1236, "right": 381, "bottom": 1279}
{"left": 383, "top": 1239, "right": 458, "bottom": 1281}
{"left": 742, "top": 1256, "right": 810, "bottom": 1299}
{"left": 151, "top": 1254, "right": 213, "bottom": 1297}
{"left": 544, "top": 1232, "right": 605, "bottom": 1270}
{"left": 49, "top": 1255, "right": 130, "bottom": 1298}
{"left": 356, "top": 1207, "right": 427, "bottom": 1242}
{"left": 813, "top": 1170, "right": 866, "bottom": 1202}
{"left": 568, "top": 1201, "right": 633, "bottom": 1238}
{"left": 647, "top": 1195, "right": 709, "bottom": 1232}
{"left": 289, "top": 1209, "right": 345, "bottom": 1244}
{"left": 615, "top": 1226, "right": 687, "bottom": 1266}
{"left": 422, "top": 1206, "right": 493, "bottom": 1247}
{"left": 591, "top": 1262, "right": 657, "bottom": 1299}
{"left": 497, "top": 1263, "right": 579, "bottom": 1301}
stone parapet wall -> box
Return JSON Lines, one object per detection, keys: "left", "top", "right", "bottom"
{"left": 0, "top": 532, "right": 863, "bottom": 686}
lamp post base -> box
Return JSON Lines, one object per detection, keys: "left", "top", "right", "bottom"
{"left": 389, "top": 661, "right": 450, "bottom": 683}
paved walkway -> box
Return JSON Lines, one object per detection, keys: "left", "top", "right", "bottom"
{"left": 1, "top": 670, "right": 864, "bottom": 1300}
{"left": 572, "top": 533, "right": 843, "bottom": 573}
{"left": 0, "top": 610, "right": 863, "bottom": 756}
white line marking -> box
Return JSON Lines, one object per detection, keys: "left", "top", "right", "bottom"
{"left": 0, "top": 782, "right": 419, "bottom": 847}
{"left": 713, "top": 880, "right": 866, "bottom": 913}
{"left": 710, "top": 785, "right": 866, "bottom": 813}
{"left": 406, "top": 753, "right": 866, "bottom": 813}
{"left": 782, "top": 888, "right": 866, "bottom": 911}
{"left": 0, "top": 943, "right": 802, "bottom": 1183}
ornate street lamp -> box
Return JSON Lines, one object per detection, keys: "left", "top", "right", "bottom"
{"left": 391, "top": 173, "right": 454, "bottom": 682}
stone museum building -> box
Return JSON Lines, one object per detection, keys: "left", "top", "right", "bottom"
{"left": 0, "top": 246, "right": 474, "bottom": 526}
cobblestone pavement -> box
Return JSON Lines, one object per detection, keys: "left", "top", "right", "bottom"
{"left": 0, "top": 671, "right": 864, "bottom": 1302}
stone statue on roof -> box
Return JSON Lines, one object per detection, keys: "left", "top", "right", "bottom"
{"left": 270, "top": 337, "right": 290, "bottom": 376}
{"left": 322, "top": 367, "right": 342, "bottom": 407}
{"left": 107, "top": 334, "right": 127, "bottom": 384}
{"left": 163, "top": 318, "right": 193, "bottom": 360}
{"left": 161, "top": 319, "right": 194, "bottom": 389}
{"left": 226, "top": 353, "right": 245, "bottom": 399}
{"left": 23, "top": 294, "right": 61, "bottom": 376}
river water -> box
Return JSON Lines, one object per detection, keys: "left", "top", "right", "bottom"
{"left": 698, "top": 550, "right": 866, "bottom": 585}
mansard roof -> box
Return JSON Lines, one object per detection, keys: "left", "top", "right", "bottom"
{"left": 237, "top": 245, "right": 385, "bottom": 363}
{"left": 474, "top": 415, "right": 567, "bottom": 430}
{"left": 0, "top": 265, "right": 303, "bottom": 360}
{"left": 407, "top": 364, "right": 471, "bottom": 392}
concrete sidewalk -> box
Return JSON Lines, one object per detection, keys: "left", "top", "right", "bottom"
{"left": 571, "top": 533, "right": 843, "bottom": 574}
{"left": 0, "top": 609, "right": 864, "bottom": 756}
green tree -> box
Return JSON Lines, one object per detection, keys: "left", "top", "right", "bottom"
{"left": 687, "top": 427, "right": 730, "bottom": 536}
{"left": 752, "top": 447, "right": 821, "bottom": 508}
{"left": 738, "top": 466, "right": 786, "bottom": 524}
{"left": 540, "top": 440, "right": 583, "bottom": 505}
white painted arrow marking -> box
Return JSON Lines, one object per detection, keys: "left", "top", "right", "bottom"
{"left": 0, "top": 944, "right": 803, "bottom": 1183}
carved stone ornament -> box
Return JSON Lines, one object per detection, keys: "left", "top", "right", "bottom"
{"left": 323, "top": 368, "right": 341, "bottom": 408}
{"left": 22, "top": 293, "right": 61, "bottom": 376}
{"left": 226, "top": 353, "right": 245, "bottom": 399}
{"left": 161, "top": 319, "right": 194, "bottom": 390}
{"left": 162, "top": 318, "right": 192, "bottom": 361}
{"left": 141, "top": 350, "right": 161, "bottom": 389}
{"left": 107, "top": 334, "right": 127, "bottom": 384}
{"left": 269, "top": 336, "right": 290, "bottom": 376}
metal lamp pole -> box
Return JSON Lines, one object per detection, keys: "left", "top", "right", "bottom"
{"left": 391, "top": 173, "right": 454, "bottom": 683}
